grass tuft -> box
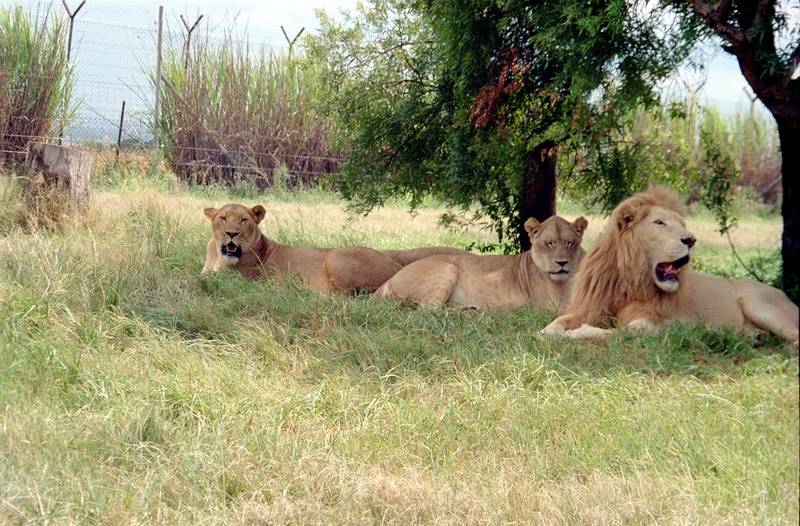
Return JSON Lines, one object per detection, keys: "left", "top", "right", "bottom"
{"left": 157, "top": 25, "right": 336, "bottom": 188}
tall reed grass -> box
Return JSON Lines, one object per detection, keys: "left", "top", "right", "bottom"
{"left": 565, "top": 93, "right": 782, "bottom": 211}
{"left": 730, "top": 104, "right": 782, "bottom": 202}
{"left": 0, "top": 5, "right": 77, "bottom": 166}
{"left": 158, "top": 28, "right": 339, "bottom": 188}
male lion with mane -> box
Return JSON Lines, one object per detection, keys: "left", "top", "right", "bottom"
{"left": 374, "top": 215, "right": 588, "bottom": 311}
{"left": 202, "top": 203, "right": 469, "bottom": 294}
{"left": 542, "top": 187, "right": 799, "bottom": 344}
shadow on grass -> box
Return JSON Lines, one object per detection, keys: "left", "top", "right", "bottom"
{"left": 129, "top": 266, "right": 798, "bottom": 383}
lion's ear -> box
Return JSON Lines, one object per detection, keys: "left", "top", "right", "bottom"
{"left": 614, "top": 203, "right": 640, "bottom": 231}
{"left": 249, "top": 205, "right": 266, "bottom": 224}
{"left": 524, "top": 217, "right": 541, "bottom": 236}
{"left": 204, "top": 207, "right": 218, "bottom": 220}
{"left": 572, "top": 216, "right": 588, "bottom": 237}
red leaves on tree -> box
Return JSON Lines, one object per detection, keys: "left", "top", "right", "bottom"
{"left": 469, "top": 46, "right": 529, "bottom": 129}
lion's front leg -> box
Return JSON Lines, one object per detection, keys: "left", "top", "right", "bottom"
{"left": 626, "top": 317, "right": 660, "bottom": 334}
{"left": 561, "top": 317, "right": 657, "bottom": 339}
{"left": 202, "top": 238, "right": 223, "bottom": 273}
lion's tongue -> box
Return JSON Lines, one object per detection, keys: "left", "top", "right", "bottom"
{"left": 657, "top": 262, "right": 679, "bottom": 281}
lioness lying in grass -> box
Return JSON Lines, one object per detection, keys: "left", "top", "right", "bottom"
{"left": 202, "top": 203, "right": 469, "bottom": 294}
{"left": 374, "top": 215, "right": 588, "bottom": 311}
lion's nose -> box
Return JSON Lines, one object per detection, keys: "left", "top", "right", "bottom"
{"left": 226, "top": 231, "right": 238, "bottom": 239}
{"left": 681, "top": 235, "right": 696, "bottom": 248}
{"left": 556, "top": 260, "right": 568, "bottom": 267}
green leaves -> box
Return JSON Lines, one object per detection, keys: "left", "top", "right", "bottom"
{"left": 307, "top": 0, "right": 693, "bottom": 246}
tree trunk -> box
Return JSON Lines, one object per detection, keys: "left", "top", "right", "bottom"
{"left": 777, "top": 118, "right": 798, "bottom": 303}
{"left": 25, "top": 141, "right": 92, "bottom": 212}
{"left": 518, "top": 140, "right": 558, "bottom": 252}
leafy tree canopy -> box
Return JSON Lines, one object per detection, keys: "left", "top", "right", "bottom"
{"left": 306, "top": 0, "right": 694, "bottom": 249}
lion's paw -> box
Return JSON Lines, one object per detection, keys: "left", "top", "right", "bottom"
{"left": 540, "top": 325, "right": 563, "bottom": 335}
{"left": 564, "top": 324, "right": 614, "bottom": 340}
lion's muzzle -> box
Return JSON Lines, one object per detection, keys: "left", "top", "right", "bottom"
{"left": 549, "top": 269, "right": 570, "bottom": 281}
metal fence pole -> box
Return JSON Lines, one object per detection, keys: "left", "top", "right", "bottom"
{"left": 181, "top": 14, "right": 203, "bottom": 72}
{"left": 62, "top": 0, "right": 86, "bottom": 63}
{"left": 153, "top": 5, "right": 163, "bottom": 151}
{"left": 115, "top": 100, "right": 125, "bottom": 168}
{"left": 60, "top": 0, "right": 85, "bottom": 144}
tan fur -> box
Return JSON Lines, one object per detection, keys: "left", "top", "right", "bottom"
{"left": 202, "top": 203, "right": 469, "bottom": 294}
{"left": 382, "top": 246, "right": 472, "bottom": 266}
{"left": 374, "top": 215, "right": 588, "bottom": 311}
{"left": 543, "top": 187, "right": 799, "bottom": 344}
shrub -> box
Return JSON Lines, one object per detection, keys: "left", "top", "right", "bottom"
{"left": 562, "top": 94, "right": 781, "bottom": 212}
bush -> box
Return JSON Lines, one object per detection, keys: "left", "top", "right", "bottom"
{"left": 562, "top": 94, "right": 781, "bottom": 213}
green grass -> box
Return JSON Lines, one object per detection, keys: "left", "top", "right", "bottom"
{"left": 0, "top": 173, "right": 796, "bottom": 524}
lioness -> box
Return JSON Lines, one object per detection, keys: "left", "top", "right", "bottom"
{"left": 374, "top": 215, "right": 589, "bottom": 311}
{"left": 542, "top": 187, "right": 799, "bottom": 344}
{"left": 203, "top": 203, "right": 470, "bottom": 294}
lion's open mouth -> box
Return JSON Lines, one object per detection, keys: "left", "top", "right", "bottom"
{"left": 656, "top": 255, "right": 690, "bottom": 282}
{"left": 221, "top": 242, "right": 242, "bottom": 258}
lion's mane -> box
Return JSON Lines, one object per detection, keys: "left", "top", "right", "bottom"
{"left": 566, "top": 187, "right": 685, "bottom": 327}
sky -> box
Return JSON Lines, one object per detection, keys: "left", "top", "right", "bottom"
{"left": 74, "top": 0, "right": 765, "bottom": 114}
{"left": 7, "top": 0, "right": 789, "bottom": 115}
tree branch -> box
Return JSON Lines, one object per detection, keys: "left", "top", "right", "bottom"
{"left": 708, "top": 0, "right": 733, "bottom": 24}
{"left": 682, "top": 0, "right": 745, "bottom": 45}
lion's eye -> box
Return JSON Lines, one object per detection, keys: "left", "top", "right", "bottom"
{"left": 241, "top": 218, "right": 248, "bottom": 223}
{"left": 654, "top": 220, "right": 665, "bottom": 226}
{"left": 566, "top": 241, "right": 573, "bottom": 247}
{"left": 546, "top": 241, "right": 554, "bottom": 248}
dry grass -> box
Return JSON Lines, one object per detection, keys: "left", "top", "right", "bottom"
{"left": 90, "top": 185, "right": 782, "bottom": 256}
{"left": 91, "top": 188, "right": 493, "bottom": 252}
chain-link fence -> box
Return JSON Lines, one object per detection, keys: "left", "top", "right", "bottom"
{"left": 2, "top": 0, "right": 339, "bottom": 181}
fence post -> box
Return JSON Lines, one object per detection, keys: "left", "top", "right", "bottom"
{"left": 61, "top": 0, "right": 86, "bottom": 62}
{"left": 60, "top": 0, "right": 85, "bottom": 143}
{"left": 181, "top": 14, "right": 203, "bottom": 72}
{"left": 154, "top": 5, "right": 163, "bottom": 151}
{"left": 115, "top": 100, "right": 125, "bottom": 168}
